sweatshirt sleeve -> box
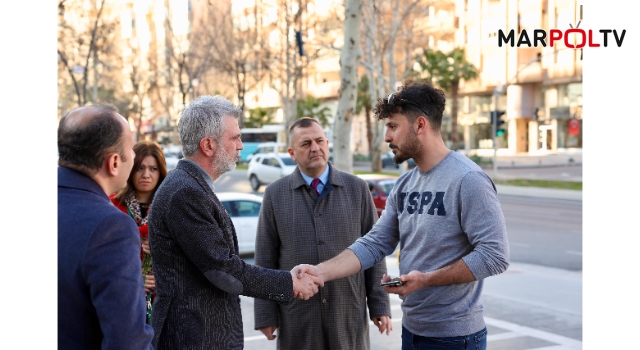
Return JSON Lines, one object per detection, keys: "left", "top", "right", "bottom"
{"left": 459, "top": 171, "right": 510, "bottom": 280}
{"left": 349, "top": 182, "right": 401, "bottom": 271}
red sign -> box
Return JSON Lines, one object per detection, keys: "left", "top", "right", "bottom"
{"left": 568, "top": 119, "right": 580, "bottom": 135}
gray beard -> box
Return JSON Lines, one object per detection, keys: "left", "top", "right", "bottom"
{"left": 211, "top": 147, "right": 237, "bottom": 177}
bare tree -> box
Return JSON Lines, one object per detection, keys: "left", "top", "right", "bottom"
{"left": 166, "top": 28, "right": 209, "bottom": 107}
{"left": 207, "top": 1, "right": 270, "bottom": 126}
{"left": 58, "top": 0, "right": 108, "bottom": 108}
{"left": 333, "top": 0, "right": 362, "bottom": 173}
{"left": 263, "top": 0, "right": 340, "bottom": 143}
{"left": 126, "top": 58, "right": 151, "bottom": 142}
{"left": 359, "top": 0, "right": 453, "bottom": 171}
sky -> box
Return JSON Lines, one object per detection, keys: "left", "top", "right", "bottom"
{"left": 1, "top": 0, "right": 637, "bottom": 347}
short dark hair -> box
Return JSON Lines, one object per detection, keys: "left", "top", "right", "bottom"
{"left": 289, "top": 117, "right": 322, "bottom": 144}
{"left": 58, "top": 104, "right": 126, "bottom": 175}
{"left": 114, "top": 141, "right": 168, "bottom": 204}
{"left": 373, "top": 80, "right": 446, "bottom": 131}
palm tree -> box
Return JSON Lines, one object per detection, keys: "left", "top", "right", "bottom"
{"left": 415, "top": 48, "right": 477, "bottom": 150}
{"left": 244, "top": 107, "right": 275, "bottom": 128}
{"left": 296, "top": 96, "right": 332, "bottom": 127}
{"left": 355, "top": 75, "right": 374, "bottom": 158}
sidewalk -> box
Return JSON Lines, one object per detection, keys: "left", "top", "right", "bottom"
{"left": 466, "top": 149, "right": 583, "bottom": 169}
{"left": 366, "top": 258, "right": 583, "bottom": 350}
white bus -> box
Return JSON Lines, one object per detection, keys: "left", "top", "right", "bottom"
{"left": 240, "top": 124, "right": 286, "bottom": 163}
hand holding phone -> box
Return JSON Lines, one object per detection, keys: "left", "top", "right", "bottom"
{"left": 380, "top": 277, "right": 403, "bottom": 287}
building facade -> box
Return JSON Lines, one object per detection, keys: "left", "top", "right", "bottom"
{"left": 456, "top": 0, "right": 582, "bottom": 156}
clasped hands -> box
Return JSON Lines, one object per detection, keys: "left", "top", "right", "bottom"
{"left": 289, "top": 264, "right": 323, "bottom": 300}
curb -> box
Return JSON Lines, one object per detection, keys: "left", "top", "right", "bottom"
{"left": 482, "top": 162, "right": 582, "bottom": 170}
{"left": 496, "top": 184, "right": 582, "bottom": 201}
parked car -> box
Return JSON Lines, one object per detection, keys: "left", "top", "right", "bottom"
{"left": 381, "top": 151, "right": 416, "bottom": 169}
{"left": 164, "top": 154, "right": 180, "bottom": 170}
{"left": 247, "top": 152, "right": 297, "bottom": 191}
{"left": 163, "top": 145, "right": 183, "bottom": 170}
{"left": 217, "top": 192, "right": 263, "bottom": 256}
{"left": 246, "top": 142, "right": 287, "bottom": 162}
{"left": 356, "top": 174, "right": 398, "bottom": 217}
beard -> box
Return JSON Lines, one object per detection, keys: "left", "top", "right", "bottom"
{"left": 211, "top": 146, "right": 238, "bottom": 176}
{"left": 391, "top": 130, "right": 421, "bottom": 164}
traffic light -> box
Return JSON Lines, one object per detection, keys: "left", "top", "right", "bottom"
{"left": 295, "top": 30, "right": 305, "bottom": 56}
{"left": 491, "top": 110, "right": 506, "bottom": 137}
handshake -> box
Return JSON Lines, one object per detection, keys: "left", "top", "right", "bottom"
{"left": 289, "top": 264, "right": 323, "bottom": 300}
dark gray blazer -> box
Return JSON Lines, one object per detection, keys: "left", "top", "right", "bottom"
{"left": 148, "top": 160, "right": 293, "bottom": 350}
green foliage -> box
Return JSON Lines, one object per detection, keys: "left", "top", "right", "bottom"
{"left": 235, "top": 163, "right": 249, "bottom": 170}
{"left": 353, "top": 153, "right": 372, "bottom": 162}
{"left": 467, "top": 155, "right": 492, "bottom": 166}
{"left": 353, "top": 170, "right": 399, "bottom": 176}
{"left": 296, "top": 96, "right": 332, "bottom": 127}
{"left": 245, "top": 107, "right": 276, "bottom": 128}
{"left": 494, "top": 179, "right": 582, "bottom": 191}
{"left": 414, "top": 47, "right": 478, "bottom": 91}
{"left": 355, "top": 75, "right": 371, "bottom": 115}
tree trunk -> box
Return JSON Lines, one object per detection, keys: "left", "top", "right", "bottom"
{"left": 332, "top": 0, "right": 361, "bottom": 173}
{"left": 363, "top": 0, "right": 382, "bottom": 172}
{"left": 370, "top": 53, "right": 387, "bottom": 173}
{"left": 365, "top": 104, "right": 373, "bottom": 157}
{"left": 81, "top": 0, "right": 106, "bottom": 106}
{"left": 92, "top": 49, "right": 98, "bottom": 103}
{"left": 451, "top": 81, "right": 459, "bottom": 150}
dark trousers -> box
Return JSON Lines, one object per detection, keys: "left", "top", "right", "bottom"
{"left": 401, "top": 325, "right": 487, "bottom": 350}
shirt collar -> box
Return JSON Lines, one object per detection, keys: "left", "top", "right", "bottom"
{"left": 299, "top": 165, "right": 330, "bottom": 186}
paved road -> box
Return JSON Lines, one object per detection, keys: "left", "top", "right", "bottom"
{"left": 486, "top": 164, "right": 582, "bottom": 182}
{"left": 498, "top": 195, "right": 582, "bottom": 271}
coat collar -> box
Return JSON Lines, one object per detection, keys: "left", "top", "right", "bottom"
{"left": 58, "top": 166, "right": 109, "bottom": 200}
{"left": 176, "top": 159, "right": 216, "bottom": 197}
{"left": 289, "top": 162, "right": 345, "bottom": 190}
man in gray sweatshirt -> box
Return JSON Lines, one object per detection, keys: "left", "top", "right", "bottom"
{"left": 294, "top": 80, "right": 510, "bottom": 350}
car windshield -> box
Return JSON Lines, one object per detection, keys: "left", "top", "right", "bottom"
{"left": 281, "top": 156, "right": 297, "bottom": 166}
{"left": 377, "top": 180, "right": 396, "bottom": 196}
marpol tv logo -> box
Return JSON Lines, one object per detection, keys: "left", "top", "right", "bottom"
{"left": 497, "top": 5, "right": 625, "bottom": 49}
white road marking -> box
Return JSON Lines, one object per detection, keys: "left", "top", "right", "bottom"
{"left": 487, "top": 331, "right": 522, "bottom": 341}
{"left": 526, "top": 346, "right": 578, "bottom": 350}
{"left": 245, "top": 335, "right": 267, "bottom": 342}
{"left": 484, "top": 317, "right": 582, "bottom": 348}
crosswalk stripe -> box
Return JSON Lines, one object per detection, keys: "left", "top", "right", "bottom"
{"left": 484, "top": 317, "right": 582, "bottom": 348}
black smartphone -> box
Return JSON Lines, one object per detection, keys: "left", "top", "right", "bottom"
{"left": 380, "top": 277, "right": 403, "bottom": 287}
